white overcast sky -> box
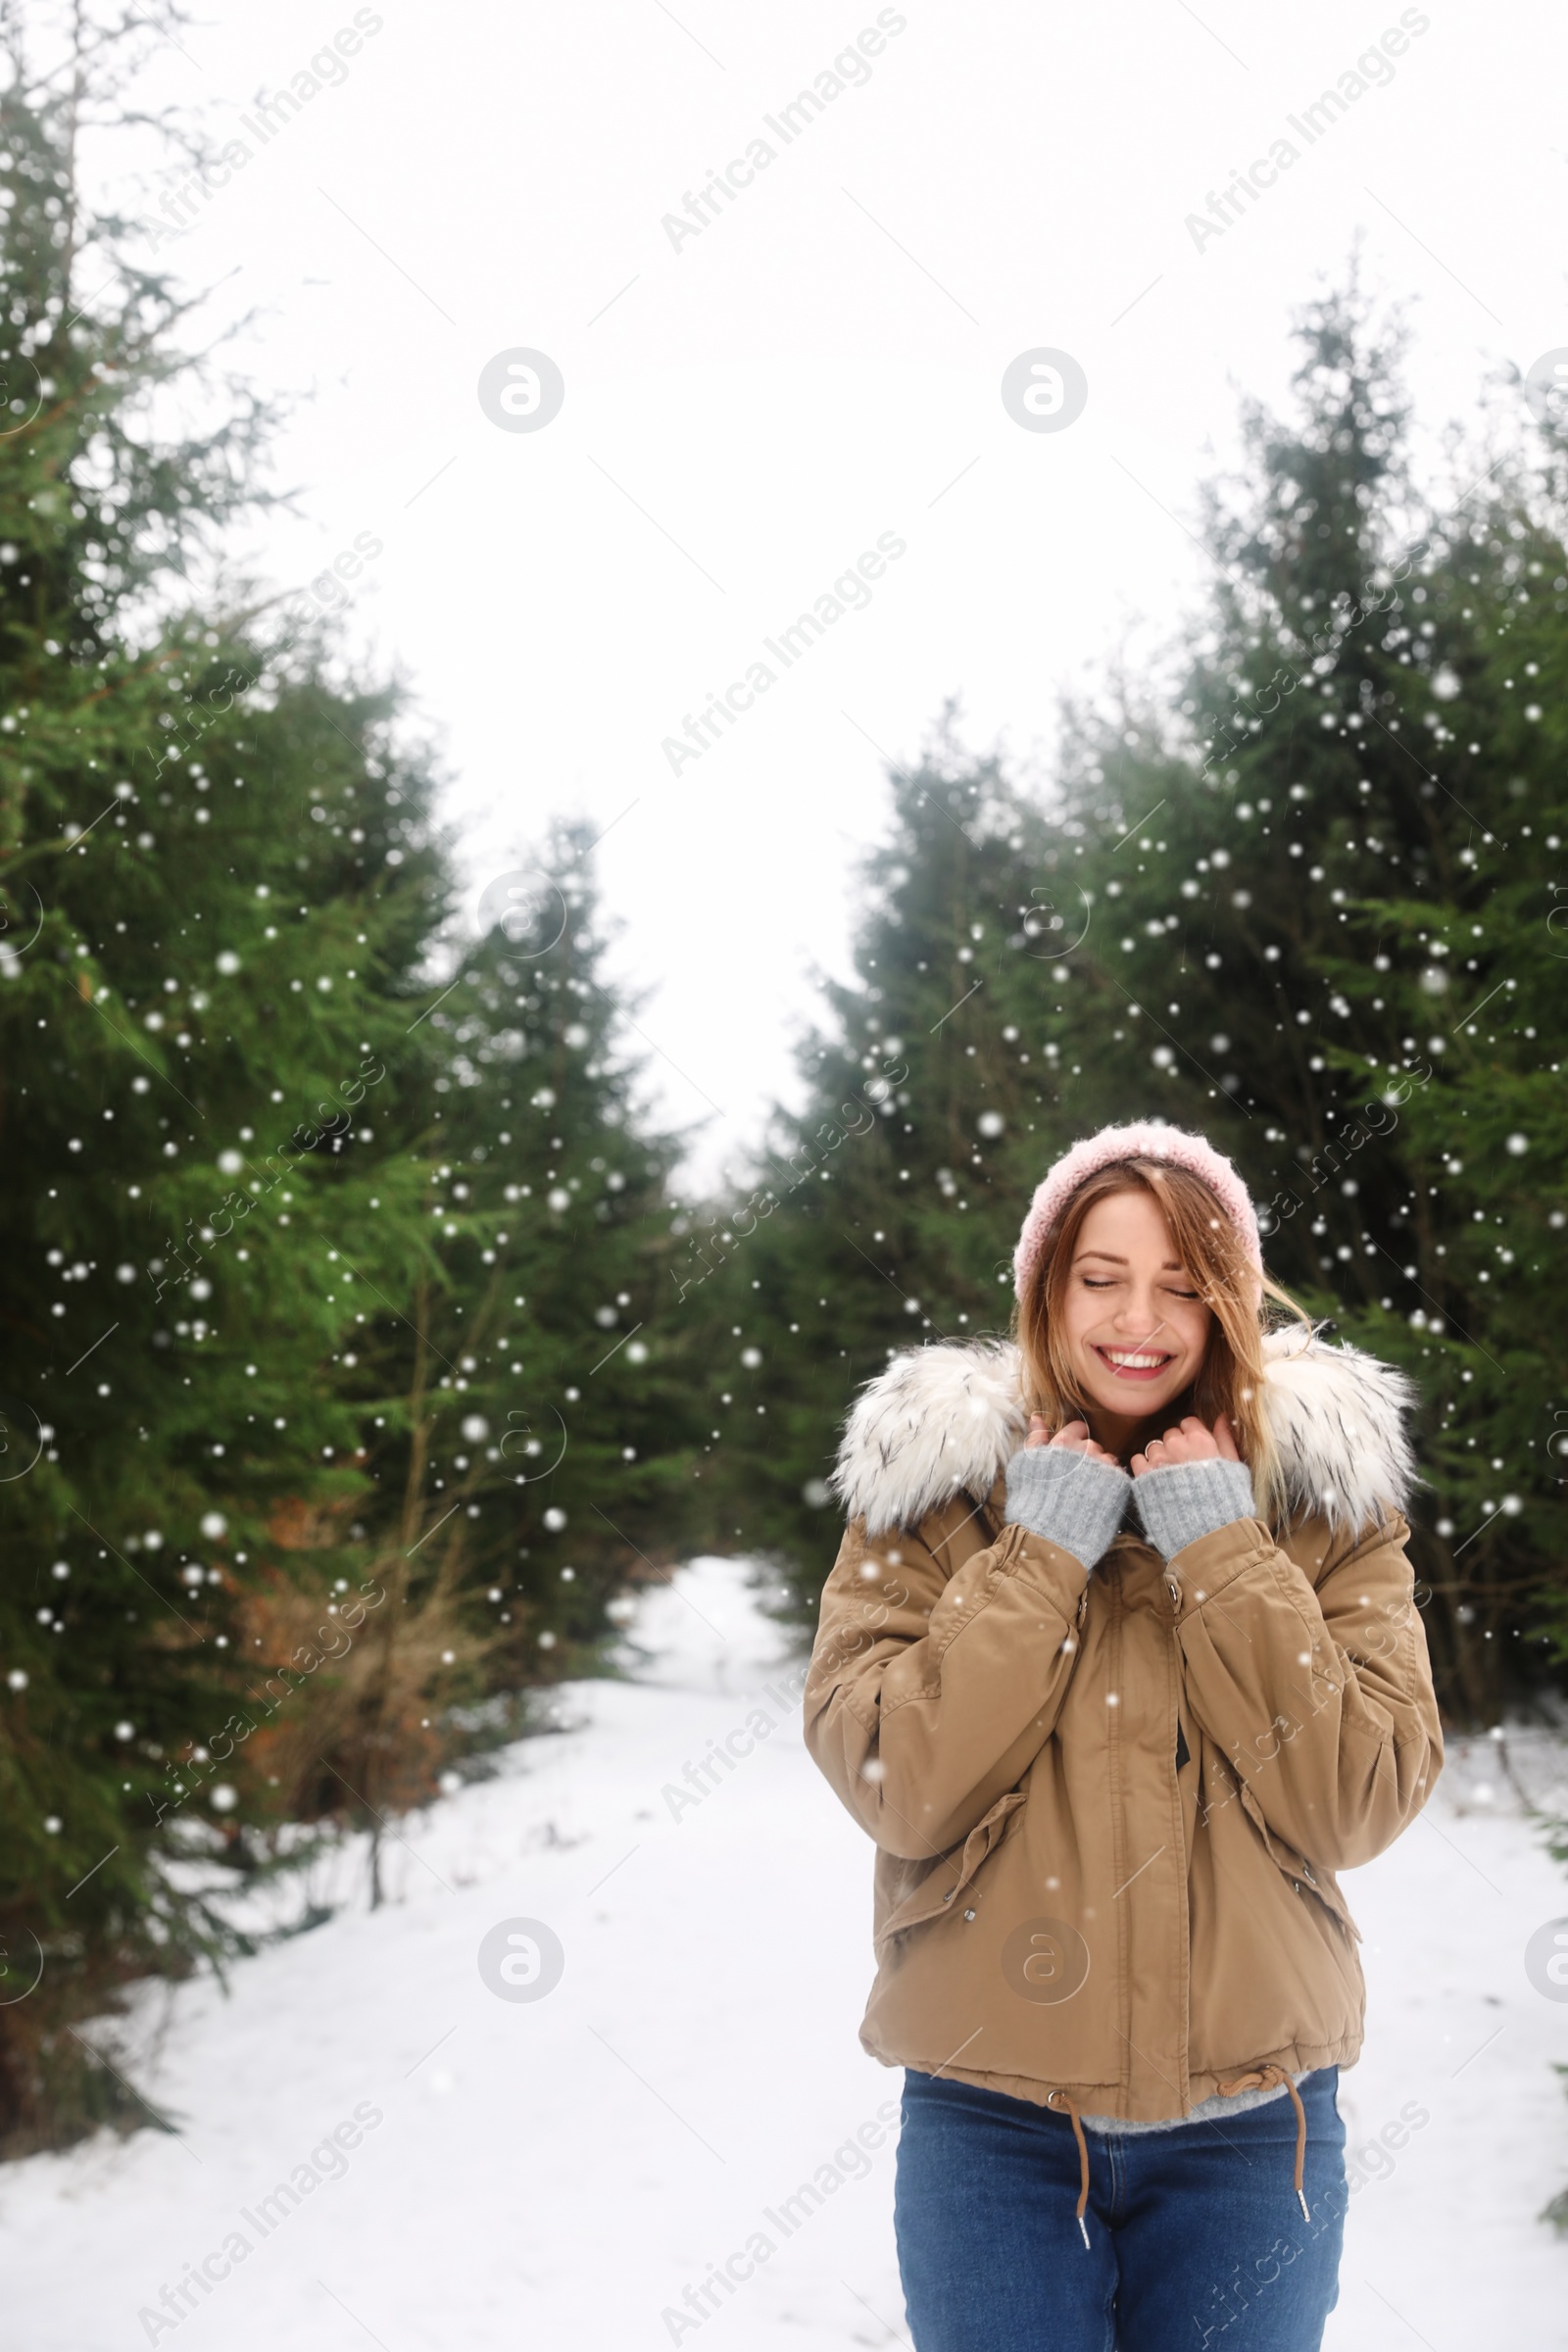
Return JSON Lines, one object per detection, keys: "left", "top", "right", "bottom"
{"left": 77, "top": 0, "right": 1567, "bottom": 1184}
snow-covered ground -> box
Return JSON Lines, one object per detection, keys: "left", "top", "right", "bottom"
{"left": 5, "top": 1559, "right": 1568, "bottom": 2351}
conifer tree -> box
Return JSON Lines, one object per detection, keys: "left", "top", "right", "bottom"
{"left": 690, "top": 733, "right": 1063, "bottom": 1606}
{"left": 293, "top": 823, "right": 709, "bottom": 1903}
{"left": 1048, "top": 284, "right": 1568, "bottom": 1706}
{"left": 0, "top": 4, "right": 701, "bottom": 2140}
{"left": 709, "top": 289, "right": 1568, "bottom": 1708}
{"left": 0, "top": 1, "right": 458, "bottom": 2139}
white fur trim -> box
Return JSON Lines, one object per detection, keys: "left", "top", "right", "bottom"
{"left": 830, "top": 1326, "right": 1416, "bottom": 1541}
{"left": 1256, "top": 1323, "right": 1419, "bottom": 1538}
{"left": 829, "top": 1340, "right": 1028, "bottom": 1540}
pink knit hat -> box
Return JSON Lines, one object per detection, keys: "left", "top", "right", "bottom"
{"left": 1012, "top": 1121, "right": 1263, "bottom": 1301}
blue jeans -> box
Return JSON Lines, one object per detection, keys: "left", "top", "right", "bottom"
{"left": 894, "top": 2066, "right": 1347, "bottom": 2351}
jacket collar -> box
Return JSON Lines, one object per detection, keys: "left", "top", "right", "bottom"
{"left": 830, "top": 1326, "right": 1417, "bottom": 1542}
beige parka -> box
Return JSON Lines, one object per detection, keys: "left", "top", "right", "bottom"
{"left": 804, "top": 1327, "right": 1443, "bottom": 2197}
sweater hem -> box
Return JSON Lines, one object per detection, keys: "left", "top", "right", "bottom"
{"left": 1081, "top": 2067, "right": 1320, "bottom": 2135}
{"left": 863, "top": 2029, "right": 1358, "bottom": 2124}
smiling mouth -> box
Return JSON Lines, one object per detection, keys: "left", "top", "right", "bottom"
{"left": 1093, "top": 1345, "right": 1176, "bottom": 1381}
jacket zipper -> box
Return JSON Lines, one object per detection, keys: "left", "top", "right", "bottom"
{"left": 1168, "top": 1565, "right": 1193, "bottom": 2112}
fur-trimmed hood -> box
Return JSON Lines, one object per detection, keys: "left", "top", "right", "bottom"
{"left": 830, "top": 1327, "right": 1418, "bottom": 1542}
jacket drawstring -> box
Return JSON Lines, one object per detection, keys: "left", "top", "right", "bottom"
{"left": 1216, "top": 2064, "right": 1310, "bottom": 2222}
{"left": 1046, "top": 2089, "right": 1092, "bottom": 2248}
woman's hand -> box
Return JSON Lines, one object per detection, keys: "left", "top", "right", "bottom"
{"left": 1025, "top": 1414, "right": 1122, "bottom": 1469}
{"left": 1130, "top": 1412, "right": 1240, "bottom": 1479}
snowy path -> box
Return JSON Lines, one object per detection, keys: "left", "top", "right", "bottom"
{"left": 4, "top": 1558, "right": 1567, "bottom": 2351}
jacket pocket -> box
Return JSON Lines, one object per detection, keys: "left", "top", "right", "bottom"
{"left": 875, "top": 1788, "right": 1027, "bottom": 1951}
{"left": 1238, "top": 1781, "right": 1361, "bottom": 1943}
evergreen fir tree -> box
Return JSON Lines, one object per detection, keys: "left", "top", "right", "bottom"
{"left": 707, "top": 288, "right": 1568, "bottom": 1710}
{"left": 0, "top": 7, "right": 702, "bottom": 2140}
{"left": 1050, "top": 283, "right": 1568, "bottom": 1706}
{"left": 298, "top": 820, "right": 709, "bottom": 1903}
{"left": 0, "top": 8, "right": 455, "bottom": 2139}
{"left": 691, "top": 731, "right": 1059, "bottom": 1617}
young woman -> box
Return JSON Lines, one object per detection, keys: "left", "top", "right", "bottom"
{"left": 804, "top": 1121, "right": 1443, "bottom": 2352}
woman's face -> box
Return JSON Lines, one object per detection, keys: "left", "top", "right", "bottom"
{"left": 1058, "top": 1187, "right": 1213, "bottom": 1428}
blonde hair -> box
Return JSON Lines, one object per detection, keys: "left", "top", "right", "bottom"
{"left": 1011, "top": 1157, "right": 1312, "bottom": 1531}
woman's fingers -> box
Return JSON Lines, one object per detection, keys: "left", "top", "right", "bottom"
{"left": 1130, "top": 1416, "right": 1243, "bottom": 1481}
{"left": 1044, "top": 1421, "right": 1123, "bottom": 1467}
{"left": 1164, "top": 1419, "right": 1219, "bottom": 1462}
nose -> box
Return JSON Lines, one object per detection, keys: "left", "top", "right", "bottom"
{"left": 1113, "top": 1297, "right": 1169, "bottom": 1342}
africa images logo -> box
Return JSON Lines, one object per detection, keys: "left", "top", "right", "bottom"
{"left": 1184, "top": 11, "right": 1432, "bottom": 254}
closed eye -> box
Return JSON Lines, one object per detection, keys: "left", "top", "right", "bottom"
{"left": 1081, "top": 1277, "right": 1200, "bottom": 1298}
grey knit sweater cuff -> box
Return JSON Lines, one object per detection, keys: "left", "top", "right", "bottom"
{"left": 1004, "top": 1446, "right": 1132, "bottom": 1573}
{"left": 1132, "top": 1457, "right": 1257, "bottom": 1561}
